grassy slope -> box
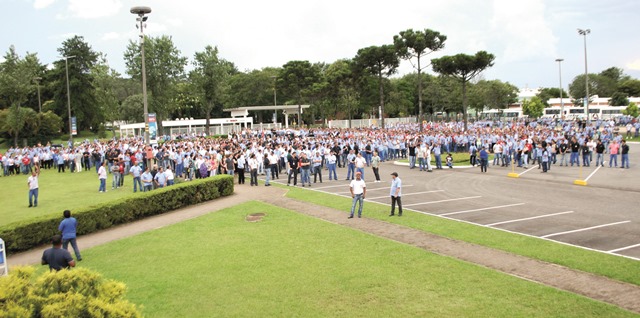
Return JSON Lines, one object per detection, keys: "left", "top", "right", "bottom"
{"left": 283, "top": 186, "right": 640, "bottom": 287}
{"left": 80, "top": 201, "right": 634, "bottom": 317}
{"left": 0, "top": 166, "right": 137, "bottom": 227}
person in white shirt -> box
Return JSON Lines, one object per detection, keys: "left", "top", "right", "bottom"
{"left": 27, "top": 168, "right": 40, "bottom": 207}
{"left": 355, "top": 153, "right": 367, "bottom": 180}
{"left": 165, "top": 167, "right": 175, "bottom": 186}
{"left": 98, "top": 161, "right": 107, "bottom": 192}
{"left": 348, "top": 171, "right": 366, "bottom": 219}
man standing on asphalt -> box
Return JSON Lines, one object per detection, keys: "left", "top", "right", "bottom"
{"left": 41, "top": 235, "right": 75, "bottom": 271}
{"left": 479, "top": 146, "right": 489, "bottom": 173}
{"left": 389, "top": 172, "right": 402, "bottom": 217}
{"left": 621, "top": 140, "right": 630, "bottom": 169}
{"left": 27, "top": 167, "right": 40, "bottom": 207}
{"left": 348, "top": 171, "right": 366, "bottom": 219}
{"left": 59, "top": 210, "right": 82, "bottom": 261}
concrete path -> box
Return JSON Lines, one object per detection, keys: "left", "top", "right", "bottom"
{"left": 7, "top": 184, "right": 640, "bottom": 314}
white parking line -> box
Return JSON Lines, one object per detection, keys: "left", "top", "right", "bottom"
{"left": 439, "top": 203, "right": 526, "bottom": 217}
{"left": 404, "top": 196, "right": 481, "bottom": 207}
{"left": 608, "top": 243, "right": 640, "bottom": 253}
{"left": 338, "top": 185, "right": 414, "bottom": 195}
{"left": 584, "top": 165, "right": 603, "bottom": 182}
{"left": 310, "top": 183, "right": 351, "bottom": 190}
{"left": 518, "top": 166, "right": 537, "bottom": 176}
{"left": 367, "top": 190, "right": 444, "bottom": 201}
{"left": 486, "top": 211, "right": 574, "bottom": 227}
{"left": 541, "top": 221, "right": 631, "bottom": 238}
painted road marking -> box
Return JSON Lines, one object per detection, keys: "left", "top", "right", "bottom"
{"left": 518, "top": 166, "right": 537, "bottom": 176}
{"left": 584, "top": 164, "right": 604, "bottom": 182}
{"left": 608, "top": 242, "right": 640, "bottom": 253}
{"left": 541, "top": 221, "right": 631, "bottom": 238}
{"left": 404, "top": 196, "right": 481, "bottom": 207}
{"left": 486, "top": 211, "right": 574, "bottom": 227}
{"left": 367, "top": 190, "right": 444, "bottom": 201}
{"left": 439, "top": 203, "right": 526, "bottom": 217}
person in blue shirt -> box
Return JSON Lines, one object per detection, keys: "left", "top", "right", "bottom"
{"left": 389, "top": 172, "right": 403, "bottom": 217}
{"left": 154, "top": 166, "right": 167, "bottom": 188}
{"left": 130, "top": 163, "right": 143, "bottom": 193}
{"left": 479, "top": 146, "right": 489, "bottom": 173}
{"left": 58, "top": 210, "right": 82, "bottom": 261}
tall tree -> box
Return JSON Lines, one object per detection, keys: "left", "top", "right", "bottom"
{"left": 92, "top": 54, "right": 120, "bottom": 135}
{"left": 124, "top": 35, "right": 187, "bottom": 134}
{"left": 49, "top": 36, "right": 99, "bottom": 133}
{"left": 432, "top": 51, "right": 495, "bottom": 130}
{"left": 353, "top": 45, "right": 400, "bottom": 127}
{"left": 618, "top": 79, "right": 640, "bottom": 97}
{"left": 609, "top": 92, "right": 629, "bottom": 106}
{"left": 278, "top": 61, "right": 320, "bottom": 127}
{"left": 522, "top": 96, "right": 545, "bottom": 118}
{"left": 394, "top": 28, "right": 446, "bottom": 127}
{"left": 191, "top": 45, "right": 236, "bottom": 134}
{"left": 0, "top": 46, "right": 44, "bottom": 145}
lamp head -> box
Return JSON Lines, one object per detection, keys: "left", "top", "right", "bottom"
{"left": 130, "top": 6, "right": 151, "bottom": 15}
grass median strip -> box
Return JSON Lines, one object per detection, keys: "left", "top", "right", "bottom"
{"left": 79, "top": 201, "right": 633, "bottom": 317}
{"left": 282, "top": 185, "right": 640, "bottom": 287}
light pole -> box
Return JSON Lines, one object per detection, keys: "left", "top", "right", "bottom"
{"left": 578, "top": 28, "right": 590, "bottom": 123}
{"left": 62, "top": 55, "right": 75, "bottom": 143}
{"left": 555, "top": 58, "right": 564, "bottom": 120}
{"left": 271, "top": 76, "right": 277, "bottom": 125}
{"left": 33, "top": 77, "right": 42, "bottom": 113}
{"left": 131, "top": 6, "right": 152, "bottom": 145}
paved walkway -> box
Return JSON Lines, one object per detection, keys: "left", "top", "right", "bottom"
{"left": 7, "top": 184, "right": 640, "bottom": 314}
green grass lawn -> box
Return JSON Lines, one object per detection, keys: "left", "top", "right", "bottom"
{"left": 396, "top": 152, "right": 495, "bottom": 165}
{"left": 0, "top": 166, "right": 138, "bottom": 227}
{"left": 78, "top": 201, "right": 633, "bottom": 317}
{"left": 282, "top": 186, "right": 640, "bottom": 287}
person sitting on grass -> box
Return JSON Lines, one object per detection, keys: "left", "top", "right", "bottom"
{"left": 446, "top": 153, "right": 453, "bottom": 169}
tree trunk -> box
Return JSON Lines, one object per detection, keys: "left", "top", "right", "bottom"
{"left": 379, "top": 72, "right": 385, "bottom": 128}
{"left": 417, "top": 54, "right": 423, "bottom": 130}
{"left": 462, "top": 80, "right": 468, "bottom": 131}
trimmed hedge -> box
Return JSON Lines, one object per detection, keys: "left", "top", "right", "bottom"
{"left": 0, "top": 175, "right": 234, "bottom": 253}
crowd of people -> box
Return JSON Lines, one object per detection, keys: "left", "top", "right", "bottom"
{"left": 0, "top": 117, "right": 635, "bottom": 199}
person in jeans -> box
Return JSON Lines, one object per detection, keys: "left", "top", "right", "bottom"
{"left": 621, "top": 140, "right": 630, "bottom": 169}
{"left": 348, "top": 171, "right": 366, "bottom": 219}
{"left": 299, "top": 152, "right": 311, "bottom": 187}
{"left": 59, "top": 210, "right": 82, "bottom": 261}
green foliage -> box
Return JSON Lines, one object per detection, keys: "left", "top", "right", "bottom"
{"left": 0, "top": 175, "right": 234, "bottom": 253}
{"left": 278, "top": 61, "right": 321, "bottom": 126}
{"left": 431, "top": 51, "right": 495, "bottom": 129}
{"left": 353, "top": 45, "right": 400, "bottom": 127}
{"left": 609, "top": 92, "right": 629, "bottom": 106}
{"left": 394, "top": 28, "right": 447, "bottom": 121}
{"left": 468, "top": 79, "right": 518, "bottom": 112}
{"left": 618, "top": 79, "right": 640, "bottom": 96}
{"left": 0, "top": 266, "right": 141, "bottom": 317}
{"left": 537, "top": 87, "right": 568, "bottom": 106}
{"left": 623, "top": 102, "right": 639, "bottom": 117}
{"left": 124, "top": 35, "right": 188, "bottom": 133}
{"left": 522, "top": 96, "right": 545, "bottom": 118}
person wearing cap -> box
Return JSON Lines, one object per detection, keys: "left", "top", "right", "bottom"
{"left": 348, "top": 171, "right": 366, "bottom": 219}
{"left": 389, "top": 172, "right": 402, "bottom": 216}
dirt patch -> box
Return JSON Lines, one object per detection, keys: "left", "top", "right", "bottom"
{"left": 246, "top": 212, "right": 266, "bottom": 222}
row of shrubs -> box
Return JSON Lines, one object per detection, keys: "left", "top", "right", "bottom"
{"left": 1, "top": 175, "right": 234, "bottom": 253}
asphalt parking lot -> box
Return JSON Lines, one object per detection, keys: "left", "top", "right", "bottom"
{"left": 268, "top": 143, "right": 640, "bottom": 260}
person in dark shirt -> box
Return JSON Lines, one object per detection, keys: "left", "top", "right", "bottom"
{"left": 621, "top": 140, "right": 630, "bottom": 169}
{"left": 595, "top": 139, "right": 605, "bottom": 167}
{"left": 42, "top": 235, "right": 76, "bottom": 271}
{"left": 287, "top": 152, "right": 299, "bottom": 186}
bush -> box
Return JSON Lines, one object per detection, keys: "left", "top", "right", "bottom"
{"left": 0, "top": 266, "right": 142, "bottom": 318}
{"left": 0, "top": 175, "right": 234, "bottom": 253}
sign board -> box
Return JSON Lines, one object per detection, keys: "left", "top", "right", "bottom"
{"left": 148, "top": 113, "right": 158, "bottom": 142}
{"left": 71, "top": 117, "right": 77, "bottom": 135}
{"left": 0, "top": 238, "right": 6, "bottom": 276}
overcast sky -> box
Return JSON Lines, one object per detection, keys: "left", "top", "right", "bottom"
{"left": 3, "top": 0, "right": 640, "bottom": 92}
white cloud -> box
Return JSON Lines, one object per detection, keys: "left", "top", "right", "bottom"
{"left": 166, "top": 18, "right": 183, "bottom": 27}
{"left": 627, "top": 59, "right": 640, "bottom": 71}
{"left": 489, "top": 0, "right": 557, "bottom": 63}
{"left": 33, "top": 0, "right": 56, "bottom": 10}
{"left": 47, "top": 32, "right": 77, "bottom": 41}
{"left": 101, "top": 32, "right": 120, "bottom": 41}
{"left": 67, "top": 0, "right": 123, "bottom": 19}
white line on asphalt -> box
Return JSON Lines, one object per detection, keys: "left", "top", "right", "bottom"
{"left": 366, "top": 190, "right": 444, "bottom": 201}
{"left": 541, "top": 221, "right": 631, "bottom": 238}
{"left": 608, "top": 242, "right": 640, "bottom": 253}
{"left": 404, "top": 196, "right": 481, "bottom": 207}
{"left": 584, "top": 165, "right": 603, "bottom": 182}
{"left": 518, "top": 166, "right": 537, "bottom": 176}
{"left": 439, "top": 203, "right": 526, "bottom": 217}
{"left": 308, "top": 183, "right": 351, "bottom": 190}
{"left": 486, "top": 211, "right": 574, "bottom": 227}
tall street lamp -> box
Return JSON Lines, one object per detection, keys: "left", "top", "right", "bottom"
{"left": 577, "top": 28, "right": 591, "bottom": 123}
{"left": 555, "top": 58, "right": 564, "bottom": 120}
{"left": 131, "top": 6, "right": 152, "bottom": 145}
{"left": 271, "top": 75, "right": 277, "bottom": 125}
{"left": 33, "top": 77, "right": 42, "bottom": 113}
{"left": 62, "top": 55, "right": 75, "bottom": 143}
